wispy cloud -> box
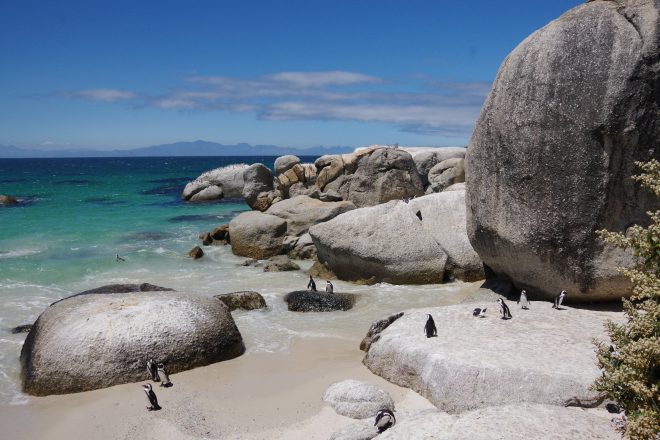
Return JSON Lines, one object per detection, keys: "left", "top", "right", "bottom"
{"left": 57, "top": 72, "right": 489, "bottom": 137}
{"left": 61, "top": 88, "right": 137, "bottom": 102}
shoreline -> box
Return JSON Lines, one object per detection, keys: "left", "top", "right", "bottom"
{"left": 0, "top": 335, "right": 435, "bottom": 439}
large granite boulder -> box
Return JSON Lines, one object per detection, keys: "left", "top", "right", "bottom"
{"left": 466, "top": 0, "right": 660, "bottom": 301}
{"left": 242, "top": 163, "right": 279, "bottom": 211}
{"left": 228, "top": 211, "right": 288, "bottom": 259}
{"left": 20, "top": 290, "right": 244, "bottom": 395}
{"left": 182, "top": 164, "right": 248, "bottom": 201}
{"left": 215, "top": 291, "right": 266, "bottom": 311}
{"left": 266, "top": 195, "right": 356, "bottom": 236}
{"left": 346, "top": 148, "right": 424, "bottom": 207}
{"left": 284, "top": 290, "right": 357, "bottom": 312}
{"left": 263, "top": 255, "right": 300, "bottom": 272}
{"left": 310, "top": 191, "right": 482, "bottom": 284}
{"left": 377, "top": 405, "right": 619, "bottom": 440}
{"left": 323, "top": 379, "right": 395, "bottom": 419}
{"left": 363, "top": 303, "right": 622, "bottom": 413}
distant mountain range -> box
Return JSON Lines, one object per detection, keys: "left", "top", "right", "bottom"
{"left": 0, "top": 140, "right": 356, "bottom": 158}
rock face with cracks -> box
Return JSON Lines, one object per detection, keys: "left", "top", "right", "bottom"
{"left": 266, "top": 195, "right": 356, "bottom": 236}
{"left": 20, "top": 290, "right": 244, "bottom": 396}
{"left": 466, "top": 0, "right": 660, "bottom": 301}
{"left": 363, "top": 303, "right": 622, "bottom": 413}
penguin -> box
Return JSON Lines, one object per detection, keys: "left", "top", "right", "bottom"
{"left": 157, "top": 363, "right": 172, "bottom": 387}
{"left": 374, "top": 409, "right": 396, "bottom": 433}
{"left": 142, "top": 383, "right": 161, "bottom": 411}
{"left": 415, "top": 210, "right": 422, "bottom": 221}
{"left": 552, "top": 290, "right": 567, "bottom": 309}
{"left": 307, "top": 275, "right": 317, "bottom": 292}
{"left": 472, "top": 307, "right": 487, "bottom": 318}
{"left": 518, "top": 290, "right": 530, "bottom": 310}
{"left": 496, "top": 298, "right": 512, "bottom": 319}
{"left": 147, "top": 359, "right": 159, "bottom": 382}
{"left": 424, "top": 314, "right": 437, "bottom": 337}
{"left": 116, "top": 253, "right": 125, "bottom": 262}
{"left": 325, "top": 280, "right": 334, "bottom": 293}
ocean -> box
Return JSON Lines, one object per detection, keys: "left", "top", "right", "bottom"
{"left": 0, "top": 156, "right": 468, "bottom": 405}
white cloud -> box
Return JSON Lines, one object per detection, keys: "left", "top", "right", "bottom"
{"left": 57, "top": 72, "right": 490, "bottom": 137}
{"left": 64, "top": 88, "right": 137, "bottom": 102}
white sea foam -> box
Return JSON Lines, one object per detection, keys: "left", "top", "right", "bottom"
{"left": 0, "top": 248, "right": 43, "bottom": 259}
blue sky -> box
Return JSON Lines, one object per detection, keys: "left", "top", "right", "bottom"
{"left": 0, "top": 0, "right": 583, "bottom": 151}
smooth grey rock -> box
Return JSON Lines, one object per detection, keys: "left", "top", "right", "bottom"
{"left": 288, "top": 233, "right": 317, "bottom": 260}
{"left": 443, "top": 182, "right": 465, "bottom": 192}
{"left": 347, "top": 148, "right": 424, "bottom": 207}
{"left": 320, "top": 189, "right": 343, "bottom": 202}
{"left": 71, "top": 283, "right": 174, "bottom": 297}
{"left": 266, "top": 195, "right": 356, "bottom": 236}
{"left": 466, "top": 0, "right": 660, "bottom": 301}
{"left": 242, "top": 164, "right": 275, "bottom": 210}
{"left": 409, "top": 147, "right": 467, "bottom": 185}
{"left": 228, "top": 211, "right": 287, "bottom": 259}
{"left": 284, "top": 290, "right": 357, "bottom": 312}
{"left": 409, "top": 191, "right": 484, "bottom": 281}
{"left": 182, "top": 164, "right": 248, "bottom": 200}
{"left": 189, "top": 185, "right": 223, "bottom": 202}
{"left": 274, "top": 155, "right": 301, "bottom": 175}
{"left": 427, "top": 158, "right": 465, "bottom": 193}
{"left": 263, "top": 255, "right": 300, "bottom": 272}
{"left": 20, "top": 291, "right": 244, "bottom": 395}
{"left": 323, "top": 379, "right": 395, "bottom": 419}
{"left": 378, "top": 405, "right": 620, "bottom": 440}
{"left": 363, "top": 303, "right": 622, "bottom": 413}
{"left": 240, "top": 258, "right": 258, "bottom": 266}
{"left": 310, "top": 192, "right": 482, "bottom": 284}
{"left": 215, "top": 291, "right": 266, "bottom": 311}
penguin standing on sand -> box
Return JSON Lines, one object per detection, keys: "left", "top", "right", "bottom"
{"left": 518, "top": 290, "right": 530, "bottom": 310}
{"left": 142, "top": 383, "right": 161, "bottom": 411}
{"left": 424, "top": 314, "right": 437, "bottom": 337}
{"left": 374, "top": 409, "right": 396, "bottom": 433}
{"left": 552, "top": 290, "right": 567, "bottom": 309}
{"left": 325, "top": 280, "right": 334, "bottom": 293}
{"left": 497, "top": 299, "right": 512, "bottom": 319}
{"left": 147, "top": 359, "right": 159, "bottom": 382}
{"left": 157, "top": 363, "right": 172, "bottom": 387}
{"left": 472, "top": 307, "right": 487, "bottom": 318}
{"left": 307, "top": 275, "right": 317, "bottom": 291}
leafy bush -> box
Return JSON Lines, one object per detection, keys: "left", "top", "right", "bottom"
{"left": 593, "top": 160, "right": 660, "bottom": 440}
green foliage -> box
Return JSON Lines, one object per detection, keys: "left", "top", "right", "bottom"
{"left": 594, "top": 160, "right": 660, "bottom": 440}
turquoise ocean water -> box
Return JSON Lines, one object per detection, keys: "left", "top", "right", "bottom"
{"left": 0, "top": 156, "right": 468, "bottom": 405}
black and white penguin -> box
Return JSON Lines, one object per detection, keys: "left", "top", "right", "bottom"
{"left": 472, "top": 307, "right": 487, "bottom": 318}
{"left": 157, "top": 363, "right": 172, "bottom": 387}
{"left": 497, "top": 298, "right": 512, "bottom": 319}
{"left": 142, "top": 383, "right": 161, "bottom": 411}
{"left": 147, "top": 359, "right": 159, "bottom": 382}
{"left": 374, "top": 409, "right": 396, "bottom": 433}
{"left": 518, "top": 290, "right": 530, "bottom": 310}
{"left": 552, "top": 290, "right": 567, "bottom": 309}
{"left": 424, "top": 314, "right": 437, "bottom": 337}
{"left": 325, "top": 280, "right": 334, "bottom": 293}
{"left": 307, "top": 275, "right": 317, "bottom": 292}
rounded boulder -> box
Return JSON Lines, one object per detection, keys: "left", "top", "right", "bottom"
{"left": 20, "top": 290, "right": 245, "bottom": 395}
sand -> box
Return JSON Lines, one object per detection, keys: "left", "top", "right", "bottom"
{"left": 0, "top": 335, "right": 435, "bottom": 440}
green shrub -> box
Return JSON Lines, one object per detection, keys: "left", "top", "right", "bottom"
{"left": 593, "top": 160, "right": 660, "bottom": 440}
